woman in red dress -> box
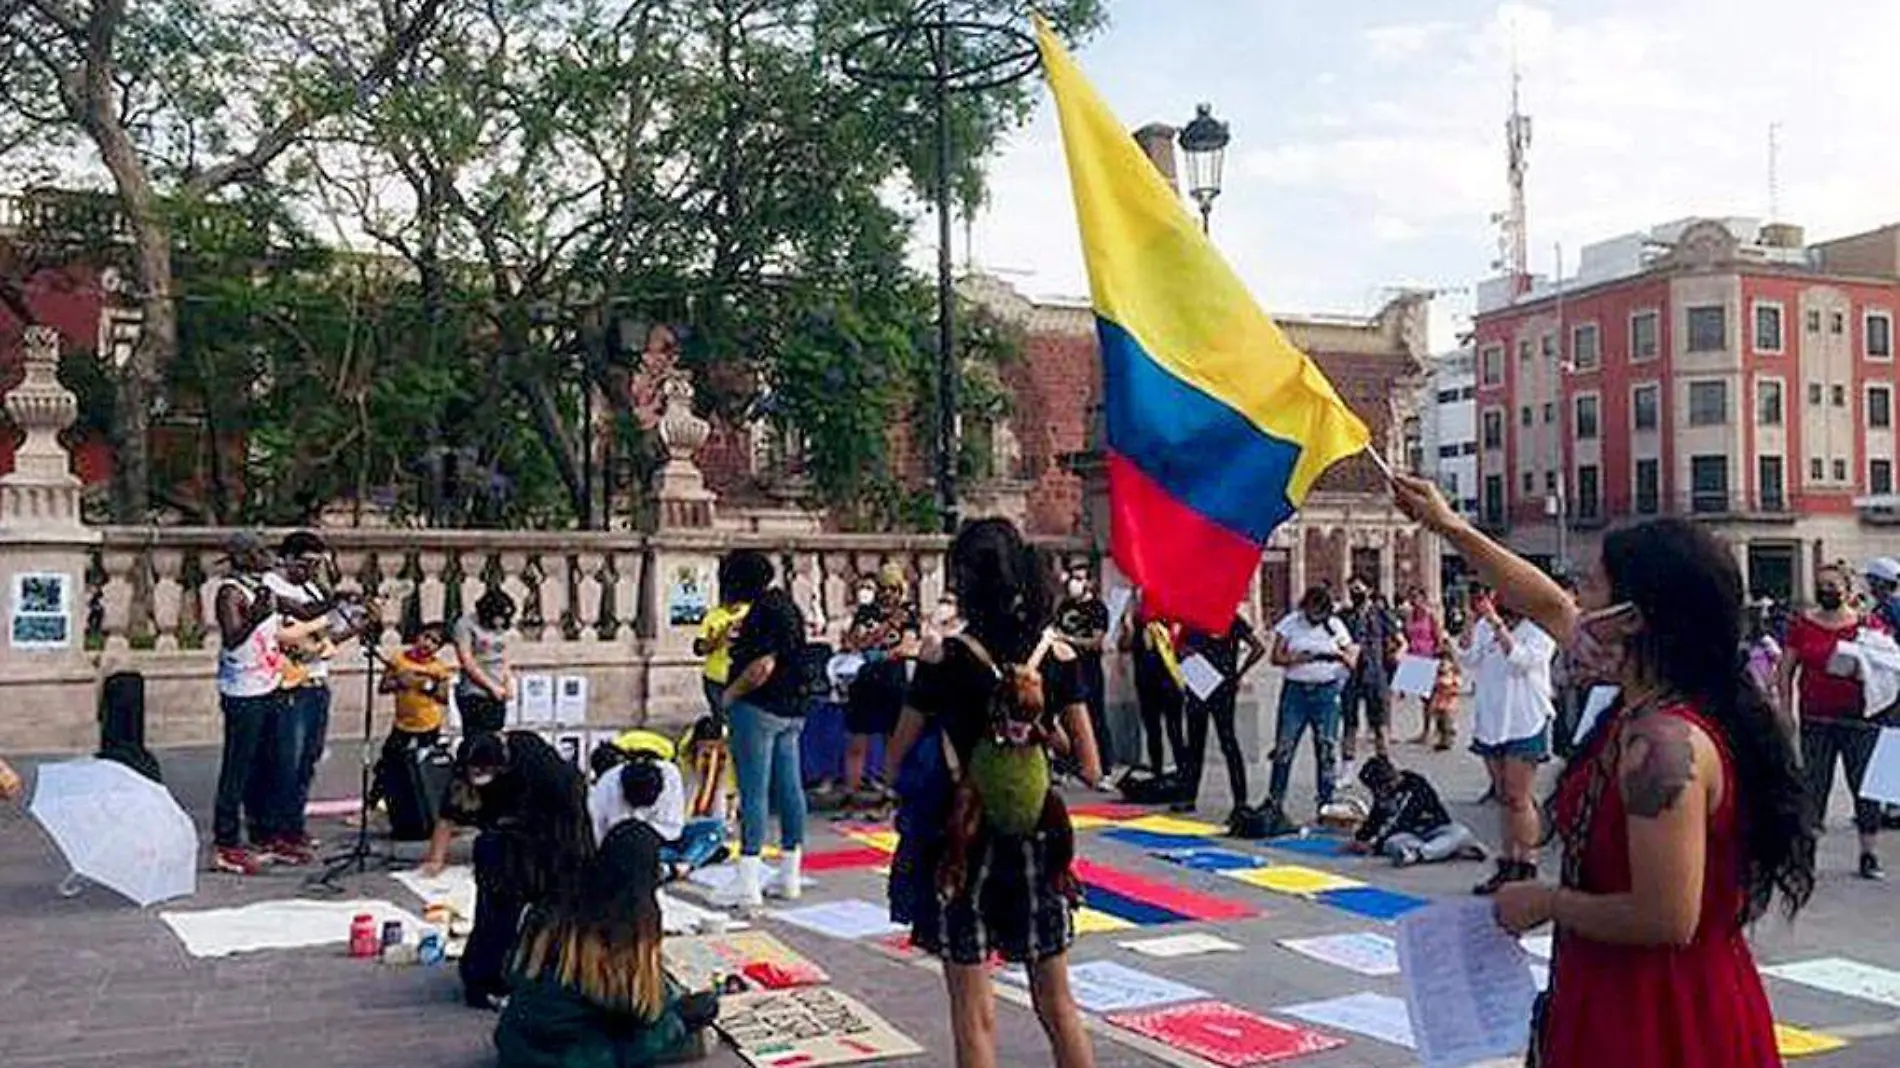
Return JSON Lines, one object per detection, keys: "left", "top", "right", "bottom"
{"left": 1393, "top": 475, "right": 1815, "bottom": 1068}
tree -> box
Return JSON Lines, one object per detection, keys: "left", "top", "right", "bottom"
{"left": 0, "top": 0, "right": 448, "bottom": 520}
{"left": 299, "top": 0, "right": 1102, "bottom": 525}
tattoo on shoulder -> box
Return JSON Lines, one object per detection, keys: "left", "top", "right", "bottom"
{"left": 1621, "top": 714, "right": 1697, "bottom": 818}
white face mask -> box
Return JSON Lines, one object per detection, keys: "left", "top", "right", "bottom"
{"left": 469, "top": 772, "right": 497, "bottom": 789}
{"left": 856, "top": 588, "right": 875, "bottom": 607}
{"left": 933, "top": 601, "right": 958, "bottom": 625}
{"left": 1066, "top": 579, "right": 1087, "bottom": 598}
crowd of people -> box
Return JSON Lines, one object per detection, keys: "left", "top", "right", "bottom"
{"left": 136, "top": 495, "right": 1897, "bottom": 1068}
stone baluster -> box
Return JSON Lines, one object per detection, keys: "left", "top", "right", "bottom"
{"left": 458, "top": 550, "right": 488, "bottom": 622}
{"left": 574, "top": 550, "right": 605, "bottom": 642}
{"left": 517, "top": 554, "right": 549, "bottom": 642}
{"left": 98, "top": 545, "right": 142, "bottom": 652}
{"left": 917, "top": 551, "right": 946, "bottom": 613}
{"left": 787, "top": 550, "right": 822, "bottom": 634}
{"left": 176, "top": 550, "right": 208, "bottom": 649}
{"left": 495, "top": 550, "right": 531, "bottom": 635}
{"left": 150, "top": 546, "right": 185, "bottom": 652}
{"left": 416, "top": 549, "right": 449, "bottom": 626}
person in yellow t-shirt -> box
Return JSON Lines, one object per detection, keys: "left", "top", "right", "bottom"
{"left": 693, "top": 559, "right": 752, "bottom": 717}
{"left": 372, "top": 623, "right": 455, "bottom": 805}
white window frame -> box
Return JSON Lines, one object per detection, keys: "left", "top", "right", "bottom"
{"left": 1480, "top": 406, "right": 1506, "bottom": 451}
{"left": 1686, "top": 304, "right": 1728, "bottom": 354}
{"left": 1630, "top": 380, "right": 1661, "bottom": 433}
{"left": 1755, "top": 375, "right": 1785, "bottom": 427}
{"left": 1629, "top": 309, "right": 1661, "bottom": 363}
{"left": 1867, "top": 309, "right": 1894, "bottom": 362}
{"left": 1752, "top": 300, "right": 1785, "bottom": 355}
{"left": 1687, "top": 378, "right": 1729, "bottom": 427}
{"left": 1479, "top": 344, "right": 1504, "bottom": 386}
{"left": 1573, "top": 391, "right": 1601, "bottom": 441}
{"left": 1571, "top": 322, "right": 1600, "bottom": 371}
{"left": 1867, "top": 382, "right": 1894, "bottom": 431}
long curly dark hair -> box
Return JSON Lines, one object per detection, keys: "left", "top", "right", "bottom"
{"left": 949, "top": 517, "right": 1052, "bottom": 663}
{"left": 1566, "top": 519, "right": 1814, "bottom": 924}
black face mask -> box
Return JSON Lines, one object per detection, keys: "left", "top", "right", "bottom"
{"left": 1350, "top": 593, "right": 1367, "bottom": 607}
{"left": 1817, "top": 591, "right": 1845, "bottom": 611}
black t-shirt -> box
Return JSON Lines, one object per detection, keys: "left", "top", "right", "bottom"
{"left": 1055, "top": 597, "right": 1110, "bottom": 667}
{"left": 730, "top": 588, "right": 808, "bottom": 718}
{"left": 850, "top": 600, "right": 919, "bottom": 650}
{"left": 906, "top": 632, "right": 1083, "bottom": 766}
{"left": 1182, "top": 616, "right": 1257, "bottom": 677}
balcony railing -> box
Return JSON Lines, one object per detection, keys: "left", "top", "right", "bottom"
{"left": 1502, "top": 490, "right": 1799, "bottom": 529}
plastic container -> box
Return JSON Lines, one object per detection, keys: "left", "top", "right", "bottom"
{"left": 349, "top": 914, "right": 379, "bottom": 959}
{"left": 417, "top": 926, "right": 445, "bottom": 967}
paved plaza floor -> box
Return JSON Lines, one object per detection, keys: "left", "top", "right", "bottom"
{"left": 5, "top": 705, "right": 1900, "bottom": 1068}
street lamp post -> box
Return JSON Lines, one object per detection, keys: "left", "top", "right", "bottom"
{"left": 843, "top": 6, "right": 1041, "bottom": 534}
{"left": 1178, "top": 103, "right": 1231, "bottom": 235}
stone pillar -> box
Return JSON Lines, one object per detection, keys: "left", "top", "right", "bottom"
{"left": 646, "top": 368, "right": 717, "bottom": 532}
{"left": 640, "top": 365, "right": 723, "bottom": 726}
{"left": 0, "top": 326, "right": 103, "bottom": 751}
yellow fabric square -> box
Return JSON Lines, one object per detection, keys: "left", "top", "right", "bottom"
{"left": 1225, "top": 865, "right": 1364, "bottom": 896}
{"left": 1073, "top": 908, "right": 1135, "bottom": 935}
{"left": 1775, "top": 1024, "right": 1848, "bottom": 1058}
{"left": 1069, "top": 814, "right": 1118, "bottom": 830}
{"left": 843, "top": 829, "right": 900, "bottom": 854}
{"left": 1119, "top": 814, "right": 1223, "bottom": 837}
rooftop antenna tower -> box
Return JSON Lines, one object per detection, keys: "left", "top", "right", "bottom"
{"left": 1491, "top": 39, "right": 1532, "bottom": 288}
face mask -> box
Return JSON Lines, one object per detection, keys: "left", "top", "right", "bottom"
{"left": 1066, "top": 579, "right": 1087, "bottom": 599}
{"left": 469, "top": 772, "right": 498, "bottom": 789}
{"left": 1817, "top": 590, "right": 1844, "bottom": 611}
{"left": 857, "top": 588, "right": 875, "bottom": 607}
{"left": 933, "top": 602, "right": 957, "bottom": 625}
{"left": 1567, "top": 602, "right": 1638, "bottom": 685}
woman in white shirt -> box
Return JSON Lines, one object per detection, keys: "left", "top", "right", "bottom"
{"left": 1264, "top": 586, "right": 1360, "bottom": 817}
{"left": 1459, "top": 587, "right": 1557, "bottom": 894}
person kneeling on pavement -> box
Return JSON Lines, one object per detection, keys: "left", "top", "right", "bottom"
{"left": 497, "top": 821, "right": 719, "bottom": 1068}
{"left": 588, "top": 731, "right": 725, "bottom": 883}
{"left": 1346, "top": 756, "right": 1484, "bottom": 867}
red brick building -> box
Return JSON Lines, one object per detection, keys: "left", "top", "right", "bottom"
{"left": 1472, "top": 217, "right": 1900, "bottom": 599}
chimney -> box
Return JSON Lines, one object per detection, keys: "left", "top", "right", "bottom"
{"left": 1132, "top": 123, "right": 1179, "bottom": 194}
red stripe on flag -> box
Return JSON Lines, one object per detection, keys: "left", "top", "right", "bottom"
{"left": 1107, "top": 452, "right": 1261, "bottom": 631}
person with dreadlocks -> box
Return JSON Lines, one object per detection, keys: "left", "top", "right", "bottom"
{"left": 496, "top": 821, "right": 720, "bottom": 1067}
{"left": 422, "top": 731, "right": 594, "bottom": 1010}
{"left": 887, "top": 518, "right": 1101, "bottom": 1068}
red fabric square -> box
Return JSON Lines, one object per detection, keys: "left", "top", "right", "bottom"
{"left": 1107, "top": 1001, "right": 1346, "bottom": 1066}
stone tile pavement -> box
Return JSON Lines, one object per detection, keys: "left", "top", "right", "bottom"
{"left": 5, "top": 710, "right": 1900, "bottom": 1067}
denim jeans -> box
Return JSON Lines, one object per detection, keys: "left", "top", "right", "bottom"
{"left": 246, "top": 686, "right": 328, "bottom": 842}
{"left": 1266, "top": 680, "right": 1342, "bottom": 811}
{"left": 214, "top": 691, "right": 287, "bottom": 848}
{"left": 662, "top": 817, "right": 728, "bottom": 870}
{"left": 729, "top": 700, "right": 807, "bottom": 857}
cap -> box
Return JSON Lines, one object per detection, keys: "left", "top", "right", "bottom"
{"left": 1867, "top": 557, "right": 1900, "bottom": 585}
{"left": 223, "top": 530, "right": 266, "bottom": 560}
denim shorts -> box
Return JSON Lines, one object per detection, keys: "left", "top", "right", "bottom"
{"left": 1472, "top": 730, "right": 1550, "bottom": 763}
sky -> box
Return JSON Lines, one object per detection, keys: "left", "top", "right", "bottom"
{"left": 946, "top": 0, "right": 1900, "bottom": 352}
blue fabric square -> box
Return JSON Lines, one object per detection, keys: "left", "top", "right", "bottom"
{"left": 1100, "top": 828, "right": 1210, "bottom": 852}
{"left": 1156, "top": 847, "right": 1267, "bottom": 873}
{"left": 1314, "top": 885, "right": 1432, "bottom": 922}
{"left": 1081, "top": 885, "right": 1190, "bottom": 927}
{"left": 1263, "top": 834, "right": 1349, "bottom": 858}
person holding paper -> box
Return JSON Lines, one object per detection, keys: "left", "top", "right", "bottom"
{"left": 1778, "top": 563, "right": 1884, "bottom": 880}
{"left": 1459, "top": 585, "right": 1556, "bottom": 895}
{"left": 1262, "top": 586, "right": 1358, "bottom": 818}
{"left": 1176, "top": 612, "right": 1265, "bottom": 822}
{"left": 1392, "top": 474, "right": 1814, "bottom": 1068}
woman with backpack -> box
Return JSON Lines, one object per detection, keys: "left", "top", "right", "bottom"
{"left": 886, "top": 518, "right": 1101, "bottom": 1068}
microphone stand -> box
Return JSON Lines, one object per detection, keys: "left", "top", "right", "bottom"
{"left": 305, "top": 635, "right": 400, "bottom": 896}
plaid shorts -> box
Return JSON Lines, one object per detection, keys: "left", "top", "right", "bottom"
{"left": 908, "top": 830, "right": 1075, "bottom": 967}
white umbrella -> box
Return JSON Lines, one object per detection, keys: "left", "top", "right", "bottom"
{"left": 30, "top": 758, "right": 198, "bottom": 907}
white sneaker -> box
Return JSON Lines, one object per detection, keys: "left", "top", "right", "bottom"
{"left": 713, "top": 854, "right": 764, "bottom": 912}
{"left": 765, "top": 848, "right": 803, "bottom": 901}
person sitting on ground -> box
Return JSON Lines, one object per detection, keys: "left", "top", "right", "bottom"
{"left": 676, "top": 717, "right": 736, "bottom": 868}
{"left": 588, "top": 732, "right": 724, "bottom": 883}
{"left": 1346, "top": 755, "right": 1484, "bottom": 866}
{"left": 497, "top": 821, "right": 719, "bottom": 1068}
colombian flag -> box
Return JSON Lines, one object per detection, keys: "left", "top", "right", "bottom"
{"left": 1035, "top": 20, "right": 1371, "bottom": 632}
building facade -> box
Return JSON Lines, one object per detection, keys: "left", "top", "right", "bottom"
{"left": 1472, "top": 217, "right": 1900, "bottom": 600}
{"left": 1419, "top": 345, "right": 1480, "bottom": 517}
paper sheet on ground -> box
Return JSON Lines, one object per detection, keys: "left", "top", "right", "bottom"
{"left": 1279, "top": 932, "right": 1400, "bottom": 976}
{"left": 769, "top": 899, "right": 904, "bottom": 941}
{"left": 391, "top": 865, "right": 477, "bottom": 918}
{"left": 1180, "top": 654, "right": 1225, "bottom": 700}
{"left": 664, "top": 930, "right": 825, "bottom": 991}
{"left": 1858, "top": 729, "right": 1900, "bottom": 805}
{"left": 1776, "top": 1024, "right": 1850, "bottom": 1058}
{"left": 1280, "top": 991, "right": 1417, "bottom": 1049}
{"left": 1391, "top": 655, "right": 1439, "bottom": 698}
{"left": 1120, "top": 933, "right": 1243, "bottom": 959}
{"left": 1764, "top": 957, "right": 1900, "bottom": 1008}
{"left": 1000, "top": 960, "right": 1209, "bottom": 1014}
{"left": 161, "top": 899, "right": 423, "bottom": 958}
{"left": 1225, "top": 864, "right": 1364, "bottom": 896}
{"left": 718, "top": 986, "right": 923, "bottom": 1068}
{"left": 1396, "top": 898, "right": 1537, "bottom": 1068}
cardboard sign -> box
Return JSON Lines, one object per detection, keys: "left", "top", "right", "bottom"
{"left": 663, "top": 930, "right": 827, "bottom": 992}
{"left": 718, "top": 987, "right": 923, "bottom": 1068}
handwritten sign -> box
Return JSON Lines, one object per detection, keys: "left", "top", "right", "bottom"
{"left": 717, "top": 987, "right": 922, "bottom": 1068}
